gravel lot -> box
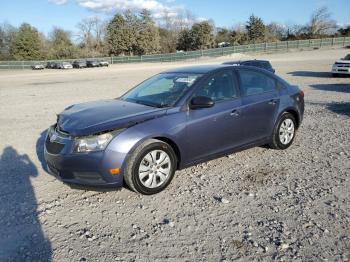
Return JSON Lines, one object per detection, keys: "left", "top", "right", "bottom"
{"left": 0, "top": 48, "right": 349, "bottom": 261}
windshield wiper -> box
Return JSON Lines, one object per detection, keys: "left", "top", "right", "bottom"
{"left": 126, "top": 98, "right": 164, "bottom": 108}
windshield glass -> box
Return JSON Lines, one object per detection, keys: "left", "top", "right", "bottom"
{"left": 121, "top": 73, "right": 203, "bottom": 107}
{"left": 344, "top": 54, "right": 350, "bottom": 60}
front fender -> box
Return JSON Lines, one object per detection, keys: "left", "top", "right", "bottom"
{"left": 104, "top": 110, "right": 186, "bottom": 174}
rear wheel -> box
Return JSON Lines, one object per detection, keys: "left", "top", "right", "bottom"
{"left": 269, "top": 112, "right": 297, "bottom": 150}
{"left": 124, "top": 139, "right": 177, "bottom": 195}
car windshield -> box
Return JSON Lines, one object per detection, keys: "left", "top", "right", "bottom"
{"left": 344, "top": 54, "right": 350, "bottom": 60}
{"left": 121, "top": 73, "right": 203, "bottom": 108}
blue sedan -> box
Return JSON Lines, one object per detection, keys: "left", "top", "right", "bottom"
{"left": 44, "top": 64, "right": 304, "bottom": 194}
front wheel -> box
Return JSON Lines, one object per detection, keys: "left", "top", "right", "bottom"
{"left": 269, "top": 112, "right": 297, "bottom": 150}
{"left": 124, "top": 139, "right": 177, "bottom": 195}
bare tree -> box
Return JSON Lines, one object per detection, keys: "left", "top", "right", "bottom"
{"left": 175, "top": 9, "right": 196, "bottom": 31}
{"left": 158, "top": 11, "right": 178, "bottom": 53}
{"left": 267, "top": 22, "right": 288, "bottom": 40}
{"left": 77, "top": 17, "right": 106, "bottom": 56}
{"left": 0, "top": 22, "right": 18, "bottom": 59}
{"left": 308, "top": 7, "right": 337, "bottom": 37}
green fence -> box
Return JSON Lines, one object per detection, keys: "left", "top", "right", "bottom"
{"left": 1, "top": 37, "right": 350, "bottom": 69}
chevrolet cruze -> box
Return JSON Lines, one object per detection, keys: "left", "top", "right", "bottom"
{"left": 44, "top": 65, "right": 304, "bottom": 194}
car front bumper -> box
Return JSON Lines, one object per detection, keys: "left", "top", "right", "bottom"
{"left": 332, "top": 67, "right": 350, "bottom": 74}
{"left": 44, "top": 126, "right": 126, "bottom": 187}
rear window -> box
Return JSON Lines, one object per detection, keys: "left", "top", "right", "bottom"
{"left": 261, "top": 62, "right": 272, "bottom": 69}
{"left": 244, "top": 61, "right": 271, "bottom": 69}
{"left": 238, "top": 70, "right": 277, "bottom": 96}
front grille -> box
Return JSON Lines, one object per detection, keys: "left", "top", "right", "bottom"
{"left": 47, "top": 163, "right": 74, "bottom": 179}
{"left": 45, "top": 136, "right": 65, "bottom": 154}
{"left": 73, "top": 172, "right": 105, "bottom": 183}
{"left": 335, "top": 63, "right": 350, "bottom": 68}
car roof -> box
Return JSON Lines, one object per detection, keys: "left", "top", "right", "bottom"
{"left": 163, "top": 64, "right": 235, "bottom": 74}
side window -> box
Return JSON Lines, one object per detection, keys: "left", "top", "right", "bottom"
{"left": 193, "top": 71, "right": 237, "bottom": 102}
{"left": 238, "top": 70, "right": 276, "bottom": 96}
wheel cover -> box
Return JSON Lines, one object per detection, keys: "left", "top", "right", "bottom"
{"left": 138, "top": 150, "right": 172, "bottom": 189}
{"left": 279, "top": 118, "right": 295, "bottom": 145}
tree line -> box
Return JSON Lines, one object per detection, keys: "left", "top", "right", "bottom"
{"left": 0, "top": 7, "right": 349, "bottom": 61}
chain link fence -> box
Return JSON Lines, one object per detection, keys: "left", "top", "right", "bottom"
{"left": 1, "top": 37, "right": 349, "bottom": 70}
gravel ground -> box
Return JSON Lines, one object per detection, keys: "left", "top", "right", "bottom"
{"left": 0, "top": 48, "right": 349, "bottom": 261}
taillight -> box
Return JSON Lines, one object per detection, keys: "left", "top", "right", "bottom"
{"left": 299, "top": 90, "right": 304, "bottom": 98}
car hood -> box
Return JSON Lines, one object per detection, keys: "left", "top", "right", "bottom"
{"left": 335, "top": 60, "right": 350, "bottom": 64}
{"left": 57, "top": 99, "right": 167, "bottom": 136}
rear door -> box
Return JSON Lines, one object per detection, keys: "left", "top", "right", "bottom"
{"left": 236, "top": 68, "right": 280, "bottom": 144}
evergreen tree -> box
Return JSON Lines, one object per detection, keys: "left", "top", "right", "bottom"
{"left": 107, "top": 12, "right": 137, "bottom": 56}
{"left": 177, "top": 28, "right": 193, "bottom": 51}
{"left": 123, "top": 10, "right": 138, "bottom": 55}
{"left": 135, "top": 9, "right": 160, "bottom": 55}
{"left": 10, "top": 23, "right": 42, "bottom": 60}
{"left": 246, "top": 15, "right": 266, "bottom": 43}
{"left": 338, "top": 26, "right": 350, "bottom": 36}
{"left": 191, "top": 21, "right": 215, "bottom": 50}
{"left": 107, "top": 13, "right": 128, "bottom": 55}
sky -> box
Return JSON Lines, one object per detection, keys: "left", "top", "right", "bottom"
{"left": 1, "top": 0, "right": 349, "bottom": 35}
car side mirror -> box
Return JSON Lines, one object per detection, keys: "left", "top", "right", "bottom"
{"left": 190, "top": 96, "right": 215, "bottom": 109}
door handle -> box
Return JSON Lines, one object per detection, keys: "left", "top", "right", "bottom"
{"left": 268, "top": 99, "right": 277, "bottom": 105}
{"left": 230, "top": 109, "right": 240, "bottom": 116}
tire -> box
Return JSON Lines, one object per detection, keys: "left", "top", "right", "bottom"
{"left": 124, "top": 139, "right": 177, "bottom": 195}
{"left": 269, "top": 112, "right": 297, "bottom": 150}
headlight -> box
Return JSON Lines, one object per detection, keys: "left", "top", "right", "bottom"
{"left": 73, "top": 129, "right": 124, "bottom": 153}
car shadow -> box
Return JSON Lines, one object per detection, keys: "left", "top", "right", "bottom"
{"left": 310, "top": 83, "right": 350, "bottom": 94}
{"left": 0, "top": 146, "right": 52, "bottom": 261}
{"left": 287, "top": 71, "right": 331, "bottom": 78}
{"left": 327, "top": 102, "right": 350, "bottom": 117}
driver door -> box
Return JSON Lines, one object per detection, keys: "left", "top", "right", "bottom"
{"left": 184, "top": 70, "right": 243, "bottom": 164}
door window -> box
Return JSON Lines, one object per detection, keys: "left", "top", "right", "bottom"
{"left": 238, "top": 70, "right": 276, "bottom": 96}
{"left": 193, "top": 71, "right": 237, "bottom": 102}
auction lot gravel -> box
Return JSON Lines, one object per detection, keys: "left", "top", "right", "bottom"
{"left": 0, "top": 48, "right": 349, "bottom": 261}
